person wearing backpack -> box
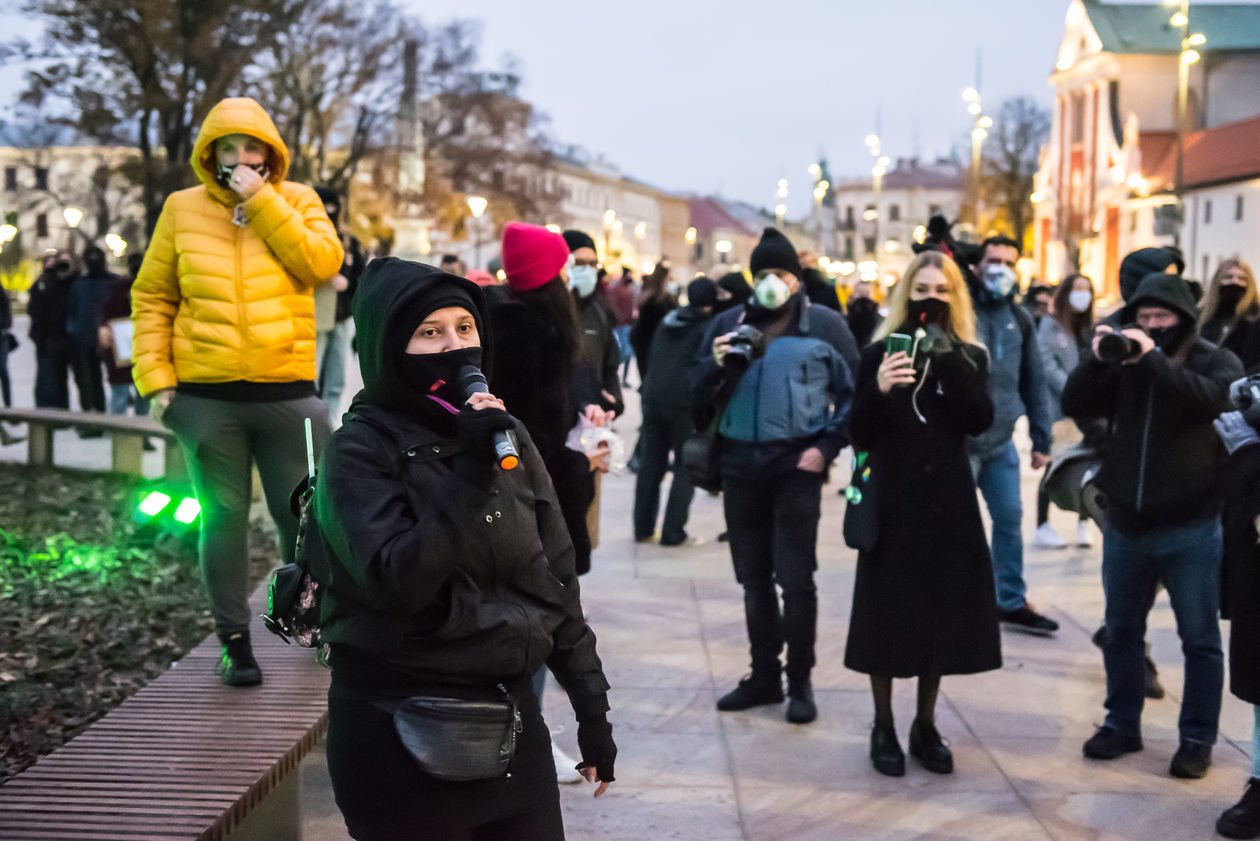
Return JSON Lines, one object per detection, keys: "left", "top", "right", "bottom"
{"left": 312, "top": 258, "right": 615, "bottom": 840}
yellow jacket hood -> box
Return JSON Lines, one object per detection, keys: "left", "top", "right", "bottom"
{"left": 191, "top": 98, "right": 290, "bottom": 202}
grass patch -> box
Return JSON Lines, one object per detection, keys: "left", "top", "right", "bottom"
{"left": 0, "top": 462, "right": 279, "bottom": 781}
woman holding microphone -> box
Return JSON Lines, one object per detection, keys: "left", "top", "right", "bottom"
{"left": 313, "top": 258, "right": 615, "bottom": 840}
{"left": 844, "top": 250, "right": 1001, "bottom": 776}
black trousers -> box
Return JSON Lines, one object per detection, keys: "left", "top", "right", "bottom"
{"left": 34, "top": 348, "right": 70, "bottom": 408}
{"left": 723, "top": 467, "right": 824, "bottom": 681}
{"left": 69, "top": 339, "right": 105, "bottom": 412}
{"left": 633, "top": 404, "right": 696, "bottom": 543}
{"left": 326, "top": 681, "right": 563, "bottom": 841}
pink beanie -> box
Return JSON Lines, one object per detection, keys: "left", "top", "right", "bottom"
{"left": 501, "top": 222, "right": 569, "bottom": 292}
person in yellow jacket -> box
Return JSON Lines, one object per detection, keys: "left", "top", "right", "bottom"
{"left": 131, "top": 97, "right": 344, "bottom": 686}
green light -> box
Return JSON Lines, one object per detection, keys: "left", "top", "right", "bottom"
{"left": 138, "top": 491, "right": 172, "bottom": 517}
{"left": 173, "top": 497, "right": 201, "bottom": 524}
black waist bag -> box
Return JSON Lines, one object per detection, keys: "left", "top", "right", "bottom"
{"left": 383, "top": 692, "right": 523, "bottom": 783}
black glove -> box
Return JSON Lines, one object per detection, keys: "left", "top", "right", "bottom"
{"left": 575, "top": 715, "right": 617, "bottom": 783}
{"left": 454, "top": 406, "right": 515, "bottom": 463}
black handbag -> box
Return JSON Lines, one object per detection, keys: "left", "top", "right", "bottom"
{"left": 681, "top": 425, "right": 722, "bottom": 493}
{"left": 385, "top": 691, "right": 522, "bottom": 783}
{"left": 842, "top": 450, "right": 878, "bottom": 552}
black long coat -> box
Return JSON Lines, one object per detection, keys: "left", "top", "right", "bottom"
{"left": 844, "top": 340, "right": 1003, "bottom": 678}
{"left": 1221, "top": 441, "right": 1260, "bottom": 704}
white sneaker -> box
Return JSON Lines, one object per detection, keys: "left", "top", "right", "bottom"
{"left": 552, "top": 743, "right": 583, "bottom": 784}
{"left": 1032, "top": 522, "right": 1067, "bottom": 549}
{"left": 1076, "top": 521, "right": 1094, "bottom": 548}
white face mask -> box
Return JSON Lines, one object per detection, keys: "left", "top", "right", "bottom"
{"left": 982, "top": 264, "right": 1017, "bottom": 297}
{"left": 1068, "top": 289, "right": 1092, "bottom": 313}
{"left": 754, "top": 274, "right": 792, "bottom": 309}
{"left": 569, "top": 265, "right": 598, "bottom": 298}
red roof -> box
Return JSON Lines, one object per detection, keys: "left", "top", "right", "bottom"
{"left": 689, "top": 196, "right": 757, "bottom": 238}
{"left": 1145, "top": 116, "right": 1260, "bottom": 191}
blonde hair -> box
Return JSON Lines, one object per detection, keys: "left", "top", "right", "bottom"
{"left": 1199, "top": 257, "right": 1258, "bottom": 326}
{"left": 874, "top": 251, "right": 977, "bottom": 345}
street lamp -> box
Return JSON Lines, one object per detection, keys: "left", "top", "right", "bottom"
{"left": 603, "top": 209, "right": 616, "bottom": 256}
{"left": 0, "top": 224, "right": 16, "bottom": 244}
{"left": 104, "top": 233, "right": 127, "bottom": 256}
{"left": 1171, "top": 0, "right": 1203, "bottom": 243}
{"left": 685, "top": 226, "right": 697, "bottom": 244}
{"left": 63, "top": 207, "right": 83, "bottom": 229}
{"left": 963, "top": 88, "right": 987, "bottom": 227}
{"left": 466, "top": 195, "right": 487, "bottom": 270}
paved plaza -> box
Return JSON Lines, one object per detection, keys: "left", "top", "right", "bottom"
{"left": 1, "top": 314, "right": 1253, "bottom": 840}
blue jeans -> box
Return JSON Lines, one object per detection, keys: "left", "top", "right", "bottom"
{"left": 1101, "top": 517, "right": 1224, "bottom": 744}
{"left": 613, "top": 325, "right": 633, "bottom": 381}
{"left": 972, "top": 440, "right": 1026, "bottom": 612}
{"left": 109, "top": 383, "right": 150, "bottom": 416}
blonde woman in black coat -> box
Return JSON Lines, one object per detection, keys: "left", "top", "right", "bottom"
{"left": 844, "top": 250, "right": 1000, "bottom": 777}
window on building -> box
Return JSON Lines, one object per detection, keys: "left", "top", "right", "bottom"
{"left": 844, "top": 206, "right": 854, "bottom": 227}
{"left": 1070, "top": 94, "right": 1084, "bottom": 144}
{"left": 693, "top": 241, "right": 704, "bottom": 263}
{"left": 3, "top": 167, "right": 15, "bottom": 191}
{"left": 1205, "top": 199, "right": 1212, "bottom": 224}
{"left": 889, "top": 204, "right": 901, "bottom": 222}
{"left": 863, "top": 236, "right": 876, "bottom": 255}
{"left": 844, "top": 236, "right": 854, "bottom": 260}
{"left": 36, "top": 213, "right": 48, "bottom": 238}
{"left": 1203, "top": 255, "right": 1211, "bottom": 281}
{"left": 1130, "top": 211, "right": 1138, "bottom": 233}
{"left": 1238, "top": 195, "right": 1245, "bottom": 222}
{"left": 33, "top": 167, "right": 48, "bottom": 191}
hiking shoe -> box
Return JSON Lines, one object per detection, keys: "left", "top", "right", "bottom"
{"left": 219, "top": 633, "right": 262, "bottom": 687}
{"left": 1083, "top": 725, "right": 1142, "bottom": 759}
{"left": 1170, "top": 741, "right": 1212, "bottom": 779}
{"left": 908, "top": 718, "right": 953, "bottom": 774}
{"left": 1032, "top": 522, "right": 1067, "bottom": 549}
{"left": 999, "top": 604, "right": 1059, "bottom": 635}
{"left": 785, "top": 677, "right": 816, "bottom": 724}
{"left": 716, "top": 673, "right": 783, "bottom": 711}
{"left": 1145, "top": 656, "right": 1166, "bottom": 700}
{"left": 870, "top": 721, "right": 905, "bottom": 777}
{"left": 1217, "top": 778, "right": 1260, "bottom": 839}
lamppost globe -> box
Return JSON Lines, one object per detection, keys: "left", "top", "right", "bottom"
{"left": 466, "top": 195, "right": 488, "bottom": 219}
{"left": 63, "top": 207, "right": 83, "bottom": 229}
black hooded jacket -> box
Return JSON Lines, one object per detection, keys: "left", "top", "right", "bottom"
{"left": 1061, "top": 272, "right": 1243, "bottom": 532}
{"left": 641, "top": 304, "right": 714, "bottom": 410}
{"left": 311, "top": 258, "right": 610, "bottom": 715}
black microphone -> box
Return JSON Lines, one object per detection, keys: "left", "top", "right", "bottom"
{"left": 458, "top": 365, "right": 520, "bottom": 470}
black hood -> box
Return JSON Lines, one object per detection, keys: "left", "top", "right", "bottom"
{"left": 352, "top": 257, "right": 492, "bottom": 401}
{"left": 1121, "top": 272, "right": 1199, "bottom": 324}
{"left": 1119, "top": 247, "right": 1182, "bottom": 303}
{"left": 661, "top": 305, "right": 711, "bottom": 329}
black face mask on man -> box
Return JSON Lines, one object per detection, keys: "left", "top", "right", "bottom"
{"left": 1146, "top": 319, "right": 1192, "bottom": 354}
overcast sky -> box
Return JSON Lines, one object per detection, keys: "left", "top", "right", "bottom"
{"left": 0, "top": 1, "right": 1243, "bottom": 217}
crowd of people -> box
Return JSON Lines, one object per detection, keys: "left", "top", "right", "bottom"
{"left": 2, "top": 94, "right": 1259, "bottom": 841}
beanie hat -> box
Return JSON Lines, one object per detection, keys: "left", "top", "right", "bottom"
{"left": 1119, "top": 247, "right": 1181, "bottom": 303}
{"left": 687, "top": 276, "right": 718, "bottom": 309}
{"left": 1122, "top": 272, "right": 1199, "bottom": 324}
{"left": 563, "top": 229, "right": 597, "bottom": 254}
{"left": 501, "top": 222, "right": 569, "bottom": 293}
{"left": 750, "top": 227, "right": 803, "bottom": 278}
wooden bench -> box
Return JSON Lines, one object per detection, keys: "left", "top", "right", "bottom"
{"left": 0, "top": 407, "right": 186, "bottom": 481}
{"left": 0, "top": 585, "right": 331, "bottom": 841}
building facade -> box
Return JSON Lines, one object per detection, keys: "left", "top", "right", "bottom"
{"left": 1034, "top": 0, "right": 1260, "bottom": 297}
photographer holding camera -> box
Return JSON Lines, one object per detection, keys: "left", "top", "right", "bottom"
{"left": 693, "top": 227, "right": 859, "bottom": 725}
{"left": 1062, "top": 271, "right": 1242, "bottom": 779}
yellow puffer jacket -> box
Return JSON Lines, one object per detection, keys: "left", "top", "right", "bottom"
{"left": 131, "top": 97, "right": 344, "bottom": 397}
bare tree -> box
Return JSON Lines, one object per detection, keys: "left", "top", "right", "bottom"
{"left": 980, "top": 96, "right": 1051, "bottom": 249}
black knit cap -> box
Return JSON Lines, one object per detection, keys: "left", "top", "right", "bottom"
{"left": 750, "top": 227, "right": 802, "bottom": 278}
{"left": 563, "top": 229, "right": 597, "bottom": 253}
{"left": 1119, "top": 247, "right": 1182, "bottom": 303}
{"left": 687, "top": 276, "right": 718, "bottom": 309}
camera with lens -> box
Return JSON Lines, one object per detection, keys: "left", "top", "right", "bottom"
{"left": 722, "top": 324, "right": 766, "bottom": 371}
{"left": 1097, "top": 328, "right": 1142, "bottom": 364}
{"left": 1229, "top": 374, "right": 1260, "bottom": 429}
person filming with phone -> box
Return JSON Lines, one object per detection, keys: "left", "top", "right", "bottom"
{"left": 843, "top": 250, "right": 1000, "bottom": 777}
{"left": 1063, "top": 270, "right": 1241, "bottom": 779}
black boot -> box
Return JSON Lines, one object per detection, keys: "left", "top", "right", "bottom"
{"left": 909, "top": 718, "right": 953, "bottom": 774}
{"left": 785, "top": 677, "right": 816, "bottom": 724}
{"left": 870, "top": 721, "right": 905, "bottom": 777}
{"left": 1218, "top": 778, "right": 1260, "bottom": 839}
{"left": 219, "top": 632, "right": 262, "bottom": 687}
{"left": 716, "top": 672, "right": 783, "bottom": 711}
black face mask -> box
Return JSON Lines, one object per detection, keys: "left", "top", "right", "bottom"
{"left": 396, "top": 347, "right": 483, "bottom": 410}
{"left": 906, "top": 297, "right": 951, "bottom": 329}
{"left": 1217, "top": 284, "right": 1247, "bottom": 315}
{"left": 1147, "top": 321, "right": 1191, "bottom": 354}
{"left": 215, "top": 161, "right": 269, "bottom": 189}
